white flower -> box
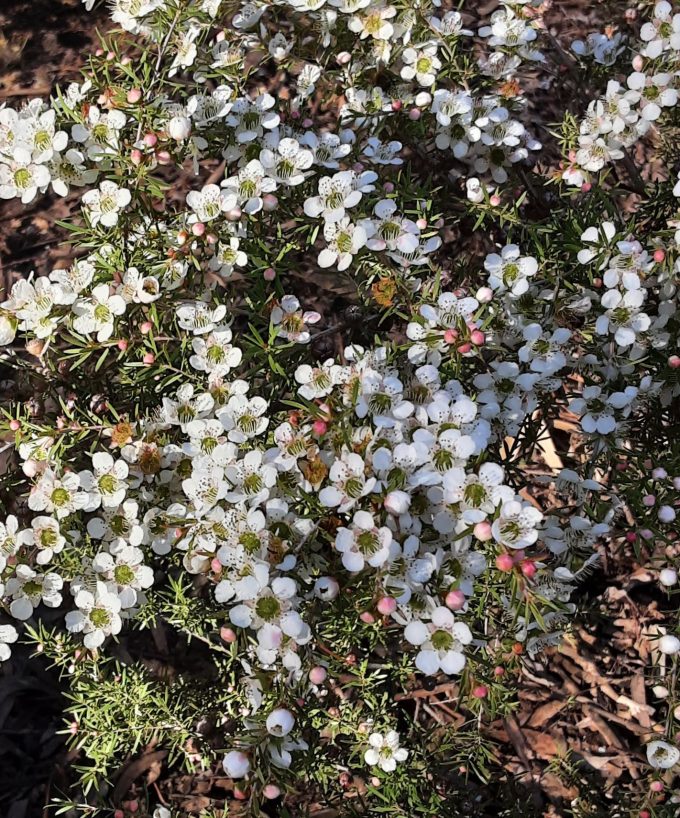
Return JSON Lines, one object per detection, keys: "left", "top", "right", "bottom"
{"left": 222, "top": 159, "right": 276, "bottom": 214}
{"left": 72, "top": 284, "right": 126, "bottom": 342}
{"left": 364, "top": 731, "right": 408, "bottom": 772}
{"left": 348, "top": 4, "right": 396, "bottom": 40}
{"left": 190, "top": 326, "right": 242, "bottom": 374}
{"left": 401, "top": 44, "right": 441, "bottom": 86}
{"left": 271, "top": 295, "right": 321, "bottom": 344}
{"left": 304, "top": 171, "right": 362, "bottom": 223}
{"left": 28, "top": 469, "right": 88, "bottom": 519}
{"left": 176, "top": 301, "right": 227, "bottom": 335}
{"left": 646, "top": 739, "right": 680, "bottom": 769}
{"left": 186, "top": 183, "right": 238, "bottom": 222}
{"left": 0, "top": 147, "right": 50, "bottom": 203}
{"left": 334, "top": 510, "right": 393, "bottom": 572}
{"left": 23, "top": 516, "right": 65, "bottom": 565}
{"left": 227, "top": 94, "right": 279, "bottom": 143}
{"left": 491, "top": 500, "right": 543, "bottom": 550}
{"left": 79, "top": 452, "right": 129, "bottom": 510}
{"left": 65, "top": 581, "right": 123, "bottom": 649}
{"left": 318, "top": 218, "right": 367, "bottom": 271}
{"left": 82, "top": 181, "right": 131, "bottom": 228}
{"left": 0, "top": 624, "right": 18, "bottom": 662}
{"left": 404, "top": 607, "right": 472, "bottom": 675}
{"left": 218, "top": 394, "right": 269, "bottom": 443}
{"left": 91, "top": 543, "right": 154, "bottom": 608}
{"left": 484, "top": 245, "right": 538, "bottom": 296}
{"left": 295, "top": 359, "right": 345, "bottom": 399}
{"left": 260, "top": 136, "right": 313, "bottom": 186}
{"left": 319, "top": 451, "right": 376, "bottom": 513}
{"left": 6, "top": 565, "right": 63, "bottom": 620}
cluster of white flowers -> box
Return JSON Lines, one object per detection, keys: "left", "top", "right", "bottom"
{"left": 0, "top": 0, "right": 678, "bottom": 801}
{"left": 564, "top": 1, "right": 680, "bottom": 185}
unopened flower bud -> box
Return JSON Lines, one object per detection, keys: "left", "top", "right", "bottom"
{"left": 168, "top": 115, "right": 192, "bottom": 141}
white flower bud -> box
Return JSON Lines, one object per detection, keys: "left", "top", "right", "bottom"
{"left": 223, "top": 750, "right": 250, "bottom": 778}
{"left": 384, "top": 490, "right": 411, "bottom": 515}
{"left": 660, "top": 567, "right": 678, "bottom": 587}
{"left": 168, "top": 115, "right": 192, "bottom": 141}
{"left": 314, "top": 576, "right": 339, "bottom": 600}
{"left": 658, "top": 505, "right": 676, "bottom": 523}
{"left": 659, "top": 635, "right": 680, "bottom": 655}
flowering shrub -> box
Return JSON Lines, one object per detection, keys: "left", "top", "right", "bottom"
{"left": 1, "top": 0, "right": 680, "bottom": 814}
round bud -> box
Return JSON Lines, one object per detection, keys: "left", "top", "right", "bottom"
{"left": 263, "top": 784, "right": 281, "bottom": 800}
{"left": 476, "top": 286, "right": 494, "bottom": 303}
{"left": 445, "top": 590, "right": 465, "bottom": 610}
{"left": 632, "top": 54, "right": 644, "bottom": 71}
{"left": 652, "top": 467, "right": 668, "bottom": 480}
{"left": 495, "top": 554, "right": 514, "bottom": 572}
{"left": 220, "top": 626, "right": 237, "bottom": 643}
{"left": 659, "top": 505, "right": 676, "bottom": 524}
{"left": 472, "top": 685, "right": 488, "bottom": 699}
{"left": 266, "top": 708, "right": 295, "bottom": 737}
{"left": 143, "top": 132, "right": 158, "bottom": 148}
{"left": 654, "top": 248, "right": 666, "bottom": 263}
{"left": 643, "top": 495, "right": 656, "bottom": 507}
{"left": 126, "top": 88, "right": 142, "bottom": 104}
{"left": 263, "top": 194, "right": 278, "bottom": 211}
{"left": 521, "top": 561, "right": 537, "bottom": 578}
{"left": 416, "top": 218, "right": 427, "bottom": 230}
{"left": 474, "top": 521, "right": 493, "bottom": 541}
{"left": 668, "top": 355, "right": 680, "bottom": 369}
{"left": 156, "top": 150, "right": 172, "bottom": 165}
{"left": 142, "top": 353, "right": 155, "bottom": 365}
{"left": 384, "top": 490, "right": 411, "bottom": 515}
{"left": 226, "top": 207, "right": 242, "bottom": 222}
{"left": 377, "top": 596, "right": 397, "bottom": 616}
{"left": 9, "top": 419, "right": 20, "bottom": 431}
{"left": 383, "top": 182, "right": 395, "bottom": 193}
{"left": 312, "top": 420, "right": 328, "bottom": 436}
{"left": 408, "top": 108, "right": 421, "bottom": 121}
{"left": 309, "top": 666, "right": 327, "bottom": 685}
{"left": 130, "top": 149, "right": 143, "bottom": 165}
{"left": 263, "top": 267, "right": 276, "bottom": 281}
{"left": 660, "top": 568, "right": 678, "bottom": 587}
{"left": 494, "top": 666, "right": 505, "bottom": 677}
{"left": 360, "top": 611, "right": 375, "bottom": 624}
{"left": 470, "top": 330, "right": 485, "bottom": 346}
{"left": 489, "top": 194, "right": 501, "bottom": 206}
{"left": 168, "top": 115, "right": 192, "bottom": 141}
{"left": 140, "top": 321, "right": 153, "bottom": 334}
{"left": 659, "top": 634, "right": 680, "bottom": 655}
{"left": 650, "top": 780, "right": 664, "bottom": 793}
{"left": 314, "top": 576, "right": 340, "bottom": 600}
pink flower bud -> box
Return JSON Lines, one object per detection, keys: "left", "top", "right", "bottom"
{"left": 263, "top": 267, "right": 276, "bottom": 281}
{"left": 489, "top": 194, "right": 501, "bottom": 206}
{"left": 106, "top": 51, "right": 115, "bottom": 61}
{"left": 377, "top": 596, "right": 397, "bottom": 615}
{"left": 142, "top": 353, "right": 155, "bottom": 365}
{"left": 494, "top": 666, "right": 505, "bottom": 677}
{"left": 302, "top": 118, "right": 313, "bottom": 128}
{"left": 312, "top": 419, "right": 328, "bottom": 436}
{"left": 191, "top": 222, "right": 206, "bottom": 237}
{"left": 143, "top": 132, "right": 158, "bottom": 148}
{"left": 470, "top": 330, "right": 485, "bottom": 346}
{"left": 127, "top": 88, "right": 142, "bottom": 104}
{"left": 654, "top": 248, "right": 666, "bottom": 263}
{"left": 383, "top": 182, "right": 395, "bottom": 194}
{"left": 625, "top": 531, "right": 637, "bottom": 542}
{"left": 220, "top": 627, "right": 237, "bottom": 643}
{"left": 496, "top": 554, "right": 514, "bottom": 572}
{"left": 643, "top": 495, "right": 656, "bottom": 507}
{"left": 9, "top": 419, "right": 20, "bottom": 431}
{"left": 581, "top": 182, "right": 592, "bottom": 193}
{"left": 263, "top": 784, "right": 281, "bottom": 800}
{"left": 309, "top": 666, "right": 327, "bottom": 685}
{"left": 521, "top": 560, "right": 537, "bottom": 578}
{"left": 392, "top": 99, "right": 403, "bottom": 111}
{"left": 445, "top": 590, "right": 465, "bottom": 610}
{"left": 233, "top": 787, "right": 248, "bottom": 800}
{"left": 140, "top": 321, "right": 153, "bottom": 334}
{"left": 668, "top": 355, "right": 680, "bottom": 368}
{"left": 416, "top": 218, "right": 427, "bottom": 230}
{"left": 130, "top": 149, "right": 143, "bottom": 166}
{"left": 127, "top": 802, "right": 139, "bottom": 814}
{"left": 650, "top": 781, "right": 664, "bottom": 793}
{"left": 211, "top": 558, "right": 222, "bottom": 573}
{"left": 640, "top": 528, "right": 654, "bottom": 540}
{"left": 114, "top": 811, "right": 125, "bottom": 818}
{"left": 226, "top": 207, "right": 242, "bottom": 222}
{"left": 263, "top": 194, "right": 278, "bottom": 211}
{"left": 444, "top": 329, "right": 458, "bottom": 344}
{"left": 360, "top": 611, "right": 375, "bottom": 624}
{"left": 474, "top": 522, "right": 492, "bottom": 541}
{"left": 476, "top": 286, "right": 493, "bottom": 303}
{"left": 457, "top": 342, "right": 472, "bottom": 354}
{"left": 632, "top": 55, "right": 644, "bottom": 71}
{"left": 472, "top": 685, "right": 488, "bottom": 699}
{"left": 156, "top": 150, "right": 172, "bottom": 165}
